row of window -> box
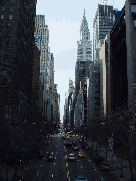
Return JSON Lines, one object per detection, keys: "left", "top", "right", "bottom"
{"left": 0, "top": 15, "right": 13, "bottom": 19}
{"left": 1, "top": 6, "right": 13, "bottom": 11}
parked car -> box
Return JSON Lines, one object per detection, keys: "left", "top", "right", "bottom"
{"left": 95, "top": 156, "right": 105, "bottom": 164}
{"left": 44, "top": 140, "right": 50, "bottom": 145}
{"left": 99, "top": 161, "right": 111, "bottom": 171}
{"left": 74, "top": 175, "right": 87, "bottom": 181}
{"left": 92, "top": 153, "right": 99, "bottom": 160}
{"left": 107, "top": 146, "right": 112, "bottom": 150}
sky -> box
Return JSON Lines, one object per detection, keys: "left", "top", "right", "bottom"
{"left": 36, "top": 0, "right": 126, "bottom": 123}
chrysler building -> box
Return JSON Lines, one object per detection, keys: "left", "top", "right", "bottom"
{"left": 75, "top": 9, "right": 92, "bottom": 99}
{"left": 77, "top": 9, "right": 92, "bottom": 62}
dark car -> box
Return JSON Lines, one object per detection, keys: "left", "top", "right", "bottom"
{"left": 92, "top": 153, "right": 99, "bottom": 160}
{"left": 72, "top": 139, "right": 77, "bottom": 145}
{"left": 73, "top": 145, "right": 79, "bottom": 151}
{"left": 74, "top": 175, "right": 87, "bottom": 181}
{"left": 46, "top": 152, "right": 54, "bottom": 161}
{"left": 12, "top": 176, "right": 25, "bottom": 181}
{"left": 44, "top": 140, "right": 50, "bottom": 145}
{"left": 78, "top": 138, "right": 83, "bottom": 143}
{"left": 99, "top": 161, "right": 111, "bottom": 171}
{"left": 95, "top": 156, "right": 105, "bottom": 164}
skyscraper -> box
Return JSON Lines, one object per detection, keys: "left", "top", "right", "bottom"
{"left": 77, "top": 9, "right": 92, "bottom": 62}
{"left": 75, "top": 9, "right": 92, "bottom": 99}
{"left": 0, "top": 0, "right": 37, "bottom": 123}
{"left": 93, "top": 4, "right": 120, "bottom": 65}
{"left": 35, "top": 15, "right": 49, "bottom": 115}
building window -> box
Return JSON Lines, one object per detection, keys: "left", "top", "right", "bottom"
{"left": 9, "top": 15, "right": 12, "bottom": 19}
{"left": 2, "top": 6, "right": 5, "bottom": 11}
{"left": 10, "top": 6, "right": 13, "bottom": 11}
{"left": 95, "top": 97, "right": 100, "bottom": 100}
{"left": 0, "top": 15, "right": 4, "bottom": 19}
{"left": 95, "top": 101, "right": 100, "bottom": 106}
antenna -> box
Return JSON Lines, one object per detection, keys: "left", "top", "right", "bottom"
{"left": 83, "top": 0, "right": 85, "bottom": 16}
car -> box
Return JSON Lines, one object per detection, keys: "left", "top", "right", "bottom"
{"left": 66, "top": 136, "right": 71, "bottom": 139}
{"left": 68, "top": 153, "right": 76, "bottom": 160}
{"left": 44, "top": 140, "right": 50, "bottom": 145}
{"left": 48, "top": 137, "right": 52, "bottom": 142}
{"left": 77, "top": 150, "right": 85, "bottom": 158}
{"left": 100, "top": 161, "right": 111, "bottom": 171}
{"left": 107, "top": 146, "right": 112, "bottom": 150}
{"left": 92, "top": 153, "right": 99, "bottom": 160}
{"left": 73, "top": 145, "right": 79, "bottom": 151}
{"left": 95, "top": 156, "right": 105, "bottom": 164}
{"left": 73, "top": 141, "right": 77, "bottom": 146}
{"left": 46, "top": 152, "right": 54, "bottom": 161}
{"left": 74, "top": 175, "right": 87, "bottom": 181}
{"left": 78, "top": 138, "right": 83, "bottom": 143}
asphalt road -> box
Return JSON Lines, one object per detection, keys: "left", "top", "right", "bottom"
{"left": 31, "top": 134, "right": 67, "bottom": 181}
{"left": 27, "top": 134, "right": 118, "bottom": 181}
{"left": 65, "top": 136, "right": 117, "bottom": 181}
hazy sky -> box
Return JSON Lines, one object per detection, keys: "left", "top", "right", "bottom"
{"left": 36, "top": 0, "right": 126, "bottom": 122}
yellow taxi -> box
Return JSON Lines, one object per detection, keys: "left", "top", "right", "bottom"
{"left": 77, "top": 150, "right": 85, "bottom": 158}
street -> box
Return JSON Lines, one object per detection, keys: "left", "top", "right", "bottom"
{"left": 23, "top": 134, "right": 118, "bottom": 181}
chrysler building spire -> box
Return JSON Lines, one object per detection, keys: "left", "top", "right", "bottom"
{"left": 77, "top": 10, "right": 92, "bottom": 62}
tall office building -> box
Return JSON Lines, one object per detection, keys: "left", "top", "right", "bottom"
{"left": 77, "top": 9, "right": 92, "bottom": 62}
{"left": 35, "top": 15, "right": 49, "bottom": 114}
{"left": 75, "top": 9, "right": 92, "bottom": 99}
{"left": 93, "top": 4, "right": 120, "bottom": 65}
{"left": 0, "top": 0, "right": 37, "bottom": 123}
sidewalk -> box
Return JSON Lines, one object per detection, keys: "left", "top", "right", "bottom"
{"left": 0, "top": 157, "right": 40, "bottom": 181}
{"left": 87, "top": 139, "right": 136, "bottom": 181}
{"left": 0, "top": 144, "right": 47, "bottom": 181}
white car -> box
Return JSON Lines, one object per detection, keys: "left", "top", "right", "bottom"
{"left": 68, "top": 153, "right": 76, "bottom": 160}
